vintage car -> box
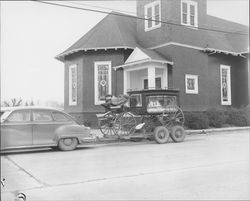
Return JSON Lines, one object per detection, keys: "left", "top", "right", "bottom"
{"left": 0, "top": 106, "right": 96, "bottom": 151}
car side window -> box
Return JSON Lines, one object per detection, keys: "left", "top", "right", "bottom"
{"left": 33, "top": 110, "right": 53, "bottom": 122}
{"left": 7, "top": 110, "right": 31, "bottom": 122}
{"left": 52, "top": 112, "right": 71, "bottom": 122}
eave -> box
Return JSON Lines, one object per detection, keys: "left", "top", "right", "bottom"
{"left": 55, "top": 46, "right": 135, "bottom": 62}
{"left": 203, "top": 47, "right": 248, "bottom": 58}
{"left": 113, "top": 58, "right": 174, "bottom": 71}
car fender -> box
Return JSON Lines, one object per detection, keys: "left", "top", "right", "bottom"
{"left": 53, "top": 125, "right": 91, "bottom": 143}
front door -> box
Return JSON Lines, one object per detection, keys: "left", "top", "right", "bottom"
{"left": 1, "top": 110, "right": 32, "bottom": 149}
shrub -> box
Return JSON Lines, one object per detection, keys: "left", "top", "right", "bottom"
{"left": 206, "top": 108, "right": 226, "bottom": 128}
{"left": 244, "top": 105, "right": 250, "bottom": 126}
{"left": 226, "top": 108, "right": 248, "bottom": 127}
{"left": 184, "top": 112, "right": 209, "bottom": 129}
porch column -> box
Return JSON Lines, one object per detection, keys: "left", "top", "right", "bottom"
{"left": 162, "top": 67, "right": 168, "bottom": 89}
{"left": 148, "top": 66, "right": 156, "bottom": 89}
{"left": 124, "top": 70, "right": 130, "bottom": 94}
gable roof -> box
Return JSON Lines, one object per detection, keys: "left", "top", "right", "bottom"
{"left": 56, "top": 12, "right": 138, "bottom": 61}
{"left": 113, "top": 47, "right": 173, "bottom": 70}
{"left": 126, "top": 47, "right": 170, "bottom": 64}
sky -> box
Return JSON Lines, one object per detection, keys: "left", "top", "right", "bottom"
{"left": 1, "top": 0, "right": 249, "bottom": 105}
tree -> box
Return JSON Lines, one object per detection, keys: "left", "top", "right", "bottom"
{"left": 2, "top": 98, "right": 22, "bottom": 107}
{"left": 24, "top": 100, "right": 35, "bottom": 106}
{"left": 30, "top": 100, "right": 34, "bottom": 106}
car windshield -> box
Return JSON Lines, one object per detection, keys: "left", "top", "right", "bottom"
{"left": 1, "top": 111, "right": 12, "bottom": 123}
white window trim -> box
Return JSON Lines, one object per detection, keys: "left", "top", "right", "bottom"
{"left": 69, "top": 64, "right": 77, "bottom": 106}
{"left": 220, "top": 65, "right": 231, "bottom": 105}
{"left": 144, "top": 0, "right": 161, "bottom": 32}
{"left": 94, "top": 61, "right": 112, "bottom": 105}
{"left": 185, "top": 74, "right": 199, "bottom": 94}
{"left": 181, "top": 0, "right": 198, "bottom": 28}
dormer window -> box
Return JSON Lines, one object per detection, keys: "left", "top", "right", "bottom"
{"left": 181, "top": 0, "right": 198, "bottom": 28}
{"left": 144, "top": 1, "right": 161, "bottom": 31}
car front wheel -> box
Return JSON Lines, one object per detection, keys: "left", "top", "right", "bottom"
{"left": 58, "top": 138, "right": 78, "bottom": 151}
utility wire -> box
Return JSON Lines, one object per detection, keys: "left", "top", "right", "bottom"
{"left": 67, "top": 1, "right": 248, "bottom": 36}
{"left": 68, "top": 1, "right": 137, "bottom": 16}
{"left": 33, "top": 0, "right": 249, "bottom": 36}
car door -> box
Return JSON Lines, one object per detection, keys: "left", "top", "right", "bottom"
{"left": 51, "top": 111, "right": 75, "bottom": 131}
{"left": 1, "top": 109, "right": 32, "bottom": 149}
{"left": 32, "top": 110, "right": 56, "bottom": 145}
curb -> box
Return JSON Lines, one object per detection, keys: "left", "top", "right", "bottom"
{"left": 186, "top": 126, "right": 250, "bottom": 135}
{"left": 91, "top": 126, "right": 250, "bottom": 139}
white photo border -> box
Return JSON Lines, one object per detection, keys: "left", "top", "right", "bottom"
{"left": 185, "top": 74, "right": 198, "bottom": 94}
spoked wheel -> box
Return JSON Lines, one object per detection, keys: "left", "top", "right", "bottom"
{"left": 114, "top": 112, "right": 137, "bottom": 136}
{"left": 160, "top": 105, "right": 184, "bottom": 127}
{"left": 154, "top": 126, "right": 170, "bottom": 144}
{"left": 99, "top": 112, "right": 117, "bottom": 136}
{"left": 170, "top": 125, "right": 186, "bottom": 143}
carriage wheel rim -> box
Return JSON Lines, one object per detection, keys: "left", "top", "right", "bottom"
{"left": 114, "top": 112, "right": 136, "bottom": 136}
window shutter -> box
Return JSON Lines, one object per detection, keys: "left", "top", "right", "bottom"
{"left": 182, "top": 2, "right": 188, "bottom": 24}
{"left": 155, "top": 4, "right": 160, "bottom": 25}
{"left": 147, "top": 7, "right": 153, "bottom": 28}
{"left": 190, "top": 5, "right": 195, "bottom": 26}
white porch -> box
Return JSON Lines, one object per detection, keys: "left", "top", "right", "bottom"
{"left": 124, "top": 63, "right": 169, "bottom": 92}
{"left": 113, "top": 47, "right": 173, "bottom": 93}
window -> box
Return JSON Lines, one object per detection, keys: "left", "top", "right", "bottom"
{"left": 52, "top": 112, "right": 71, "bottom": 122}
{"left": 33, "top": 111, "right": 53, "bottom": 122}
{"left": 185, "top": 74, "right": 198, "bottom": 94}
{"left": 220, "top": 65, "right": 231, "bottom": 105}
{"left": 144, "top": 1, "right": 161, "bottom": 31}
{"left": 144, "top": 77, "right": 162, "bottom": 89}
{"left": 69, "top": 64, "right": 77, "bottom": 106}
{"left": 146, "top": 95, "right": 177, "bottom": 113}
{"left": 181, "top": 0, "right": 198, "bottom": 27}
{"left": 7, "top": 110, "right": 30, "bottom": 122}
{"left": 130, "top": 94, "right": 142, "bottom": 107}
{"left": 94, "top": 61, "right": 112, "bottom": 105}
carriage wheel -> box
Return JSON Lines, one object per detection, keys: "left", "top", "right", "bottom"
{"left": 114, "top": 112, "right": 137, "bottom": 136}
{"left": 160, "top": 105, "right": 184, "bottom": 127}
{"left": 154, "top": 126, "right": 170, "bottom": 144}
{"left": 170, "top": 125, "right": 186, "bottom": 143}
{"left": 99, "top": 112, "right": 117, "bottom": 136}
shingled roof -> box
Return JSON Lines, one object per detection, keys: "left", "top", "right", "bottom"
{"left": 56, "top": 12, "right": 138, "bottom": 61}
{"left": 56, "top": 11, "right": 249, "bottom": 61}
{"left": 205, "top": 15, "right": 249, "bottom": 54}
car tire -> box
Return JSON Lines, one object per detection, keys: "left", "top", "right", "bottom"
{"left": 58, "top": 138, "right": 78, "bottom": 151}
{"left": 170, "top": 125, "right": 186, "bottom": 143}
{"left": 154, "top": 126, "right": 170, "bottom": 144}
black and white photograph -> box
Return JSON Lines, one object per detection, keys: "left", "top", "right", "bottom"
{"left": 1, "top": 0, "right": 249, "bottom": 200}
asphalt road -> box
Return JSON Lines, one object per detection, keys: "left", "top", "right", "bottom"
{"left": 1, "top": 130, "right": 249, "bottom": 200}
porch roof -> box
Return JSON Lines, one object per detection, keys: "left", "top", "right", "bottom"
{"left": 113, "top": 47, "right": 173, "bottom": 70}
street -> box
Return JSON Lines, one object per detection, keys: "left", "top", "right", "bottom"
{"left": 1, "top": 130, "right": 249, "bottom": 200}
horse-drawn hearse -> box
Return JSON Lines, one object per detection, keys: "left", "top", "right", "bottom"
{"left": 97, "top": 89, "right": 186, "bottom": 144}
